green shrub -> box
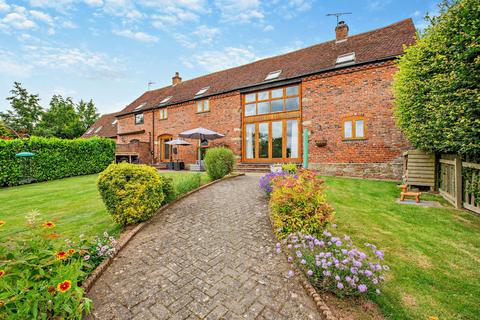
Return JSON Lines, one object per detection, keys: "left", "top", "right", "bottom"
{"left": 204, "top": 147, "right": 235, "bottom": 180}
{"left": 97, "top": 163, "right": 165, "bottom": 225}
{"left": 0, "top": 136, "right": 115, "bottom": 187}
{"left": 281, "top": 163, "right": 298, "bottom": 174}
{"left": 161, "top": 176, "right": 176, "bottom": 204}
{"left": 175, "top": 173, "right": 202, "bottom": 195}
{"left": 270, "top": 169, "right": 334, "bottom": 238}
{"left": 393, "top": 0, "right": 480, "bottom": 155}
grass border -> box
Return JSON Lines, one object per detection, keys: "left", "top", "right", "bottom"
{"left": 82, "top": 172, "right": 245, "bottom": 292}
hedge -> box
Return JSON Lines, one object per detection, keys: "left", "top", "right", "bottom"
{"left": 0, "top": 136, "right": 115, "bottom": 187}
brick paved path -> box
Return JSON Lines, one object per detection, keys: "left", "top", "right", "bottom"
{"left": 87, "top": 175, "right": 322, "bottom": 320}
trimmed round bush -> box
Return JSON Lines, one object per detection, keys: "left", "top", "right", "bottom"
{"left": 161, "top": 176, "right": 176, "bottom": 204}
{"left": 97, "top": 163, "right": 165, "bottom": 225}
{"left": 204, "top": 147, "right": 235, "bottom": 180}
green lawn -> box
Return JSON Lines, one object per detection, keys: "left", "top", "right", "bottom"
{"left": 0, "top": 172, "right": 210, "bottom": 241}
{"left": 322, "top": 176, "right": 480, "bottom": 320}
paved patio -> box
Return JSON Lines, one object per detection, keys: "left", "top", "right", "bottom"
{"left": 87, "top": 175, "right": 322, "bottom": 320}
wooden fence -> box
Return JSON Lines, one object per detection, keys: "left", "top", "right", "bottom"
{"left": 438, "top": 154, "right": 480, "bottom": 214}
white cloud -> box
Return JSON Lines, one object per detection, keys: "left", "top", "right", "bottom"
{"left": 214, "top": 0, "right": 264, "bottom": 23}
{"left": 367, "top": 0, "right": 391, "bottom": 11}
{"left": 28, "top": 0, "right": 75, "bottom": 12}
{"left": 277, "top": 0, "right": 312, "bottom": 19}
{"left": 182, "top": 47, "right": 259, "bottom": 72}
{"left": 173, "top": 33, "right": 195, "bottom": 48}
{"left": 30, "top": 10, "right": 54, "bottom": 25}
{"left": 0, "top": 0, "right": 10, "bottom": 12}
{"left": 22, "top": 45, "right": 126, "bottom": 79}
{"left": 263, "top": 24, "right": 274, "bottom": 31}
{"left": 0, "top": 49, "right": 33, "bottom": 77}
{"left": 1, "top": 7, "right": 37, "bottom": 30}
{"left": 84, "top": 0, "right": 103, "bottom": 6}
{"left": 113, "top": 29, "right": 159, "bottom": 42}
{"left": 193, "top": 25, "right": 219, "bottom": 43}
{"left": 102, "top": 0, "right": 143, "bottom": 20}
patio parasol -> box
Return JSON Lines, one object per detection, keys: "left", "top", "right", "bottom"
{"left": 179, "top": 127, "right": 225, "bottom": 161}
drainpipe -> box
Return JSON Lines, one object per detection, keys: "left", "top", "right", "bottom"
{"left": 151, "top": 110, "right": 155, "bottom": 164}
{"left": 303, "top": 128, "right": 308, "bottom": 169}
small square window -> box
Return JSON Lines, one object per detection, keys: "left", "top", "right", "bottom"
{"left": 272, "top": 88, "right": 283, "bottom": 99}
{"left": 343, "top": 116, "right": 366, "bottom": 140}
{"left": 196, "top": 100, "right": 209, "bottom": 113}
{"left": 258, "top": 91, "right": 269, "bottom": 101}
{"left": 135, "top": 113, "right": 144, "bottom": 125}
{"left": 258, "top": 102, "right": 269, "bottom": 114}
{"left": 245, "top": 103, "right": 256, "bottom": 116}
{"left": 271, "top": 99, "right": 284, "bottom": 113}
{"left": 265, "top": 70, "right": 282, "bottom": 81}
{"left": 159, "top": 109, "right": 167, "bottom": 120}
{"left": 286, "top": 85, "right": 299, "bottom": 96}
{"left": 285, "top": 97, "right": 299, "bottom": 111}
{"left": 245, "top": 93, "right": 256, "bottom": 103}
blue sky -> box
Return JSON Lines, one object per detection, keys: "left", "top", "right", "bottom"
{"left": 0, "top": 0, "right": 440, "bottom": 115}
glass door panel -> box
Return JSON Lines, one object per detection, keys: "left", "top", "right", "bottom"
{"left": 259, "top": 123, "right": 269, "bottom": 158}
{"left": 245, "top": 124, "right": 255, "bottom": 159}
{"left": 272, "top": 121, "right": 283, "bottom": 159}
{"left": 286, "top": 120, "right": 299, "bottom": 158}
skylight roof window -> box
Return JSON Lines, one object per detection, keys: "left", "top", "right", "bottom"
{"left": 336, "top": 52, "right": 355, "bottom": 65}
{"left": 112, "top": 119, "right": 118, "bottom": 125}
{"left": 94, "top": 126, "right": 103, "bottom": 133}
{"left": 159, "top": 96, "right": 172, "bottom": 104}
{"left": 195, "top": 86, "right": 210, "bottom": 96}
{"left": 134, "top": 102, "right": 146, "bottom": 110}
{"left": 264, "top": 70, "right": 282, "bottom": 81}
{"left": 86, "top": 127, "right": 94, "bottom": 134}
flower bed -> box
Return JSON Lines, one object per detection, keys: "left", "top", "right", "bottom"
{"left": 0, "top": 212, "right": 117, "bottom": 319}
{"left": 260, "top": 169, "right": 389, "bottom": 302}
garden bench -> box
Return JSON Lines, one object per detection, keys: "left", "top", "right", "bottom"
{"left": 397, "top": 185, "right": 422, "bottom": 203}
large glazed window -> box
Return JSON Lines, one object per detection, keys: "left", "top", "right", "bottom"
{"left": 245, "top": 124, "right": 255, "bottom": 159}
{"left": 243, "top": 84, "right": 300, "bottom": 116}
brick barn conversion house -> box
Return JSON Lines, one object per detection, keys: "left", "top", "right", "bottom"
{"left": 83, "top": 19, "right": 416, "bottom": 179}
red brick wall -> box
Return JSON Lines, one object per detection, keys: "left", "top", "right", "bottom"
{"left": 302, "top": 61, "right": 410, "bottom": 179}
{"left": 113, "top": 60, "right": 409, "bottom": 179}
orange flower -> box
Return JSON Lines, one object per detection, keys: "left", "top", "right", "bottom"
{"left": 0, "top": 270, "right": 5, "bottom": 277}
{"left": 79, "top": 250, "right": 88, "bottom": 255}
{"left": 0, "top": 220, "right": 5, "bottom": 226}
{"left": 67, "top": 249, "right": 76, "bottom": 255}
{"left": 57, "top": 280, "right": 71, "bottom": 293}
{"left": 55, "top": 251, "right": 68, "bottom": 260}
{"left": 46, "top": 233, "right": 60, "bottom": 239}
{"left": 42, "top": 221, "right": 55, "bottom": 229}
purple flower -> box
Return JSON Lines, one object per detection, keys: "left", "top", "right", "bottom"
{"left": 307, "top": 270, "right": 314, "bottom": 276}
{"left": 335, "top": 275, "right": 341, "bottom": 281}
{"left": 287, "top": 270, "right": 295, "bottom": 278}
{"left": 335, "top": 241, "right": 342, "bottom": 247}
{"left": 84, "top": 255, "right": 90, "bottom": 261}
{"left": 276, "top": 247, "right": 281, "bottom": 254}
{"left": 343, "top": 235, "right": 350, "bottom": 241}
{"left": 276, "top": 242, "right": 281, "bottom": 248}
{"left": 296, "top": 251, "right": 302, "bottom": 258}
{"left": 301, "top": 259, "right": 306, "bottom": 265}
{"left": 364, "top": 270, "right": 373, "bottom": 277}
{"left": 332, "top": 224, "right": 337, "bottom": 228}
{"left": 337, "top": 282, "right": 344, "bottom": 289}
{"left": 375, "top": 250, "right": 384, "bottom": 260}
{"left": 287, "top": 256, "right": 293, "bottom": 263}
{"left": 358, "top": 284, "right": 368, "bottom": 293}
{"left": 323, "top": 230, "right": 331, "bottom": 237}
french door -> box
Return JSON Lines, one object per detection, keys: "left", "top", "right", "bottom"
{"left": 158, "top": 135, "right": 173, "bottom": 162}
{"left": 243, "top": 119, "right": 301, "bottom": 162}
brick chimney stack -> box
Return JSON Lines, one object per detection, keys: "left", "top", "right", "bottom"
{"left": 172, "top": 72, "right": 182, "bottom": 85}
{"left": 335, "top": 21, "right": 349, "bottom": 42}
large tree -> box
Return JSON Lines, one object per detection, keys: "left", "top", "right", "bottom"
{"left": 35, "top": 95, "right": 84, "bottom": 139}
{"left": 393, "top": 0, "right": 480, "bottom": 156}
{"left": 77, "top": 99, "right": 99, "bottom": 131}
{"left": 0, "top": 82, "right": 43, "bottom": 134}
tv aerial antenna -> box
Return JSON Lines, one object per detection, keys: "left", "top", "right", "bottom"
{"left": 326, "top": 12, "right": 352, "bottom": 24}
{"left": 147, "top": 81, "right": 155, "bottom": 90}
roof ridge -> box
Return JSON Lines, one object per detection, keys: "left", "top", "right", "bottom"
{"left": 144, "top": 18, "right": 414, "bottom": 96}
